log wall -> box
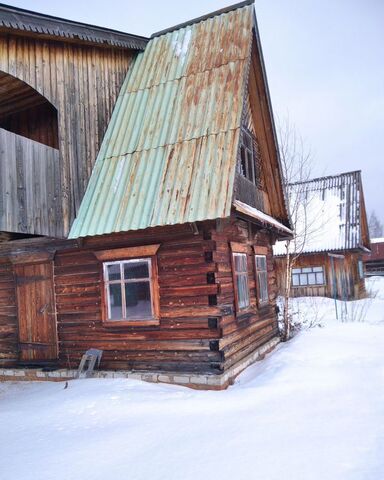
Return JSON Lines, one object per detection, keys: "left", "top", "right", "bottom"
{"left": 0, "top": 33, "right": 135, "bottom": 236}
{"left": 213, "top": 218, "right": 279, "bottom": 371}
{"left": 0, "top": 218, "right": 280, "bottom": 374}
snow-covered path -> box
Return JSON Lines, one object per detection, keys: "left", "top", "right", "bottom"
{"left": 1, "top": 321, "right": 384, "bottom": 480}
{"left": 1, "top": 279, "right": 384, "bottom": 480}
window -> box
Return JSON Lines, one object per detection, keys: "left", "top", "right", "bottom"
{"left": 95, "top": 244, "right": 160, "bottom": 325}
{"left": 292, "top": 266, "right": 325, "bottom": 287}
{"left": 103, "top": 259, "right": 155, "bottom": 321}
{"left": 239, "top": 128, "right": 260, "bottom": 185}
{"left": 255, "top": 255, "right": 268, "bottom": 303}
{"left": 232, "top": 252, "right": 250, "bottom": 310}
{"left": 358, "top": 260, "right": 364, "bottom": 279}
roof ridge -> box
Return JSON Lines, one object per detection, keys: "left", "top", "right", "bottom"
{"left": 151, "top": 0, "right": 254, "bottom": 38}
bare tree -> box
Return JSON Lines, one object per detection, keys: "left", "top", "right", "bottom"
{"left": 368, "top": 210, "right": 383, "bottom": 238}
{"left": 277, "top": 117, "right": 315, "bottom": 340}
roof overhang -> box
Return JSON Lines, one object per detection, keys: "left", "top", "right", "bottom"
{"left": 233, "top": 200, "right": 293, "bottom": 239}
{"left": 0, "top": 3, "right": 148, "bottom": 50}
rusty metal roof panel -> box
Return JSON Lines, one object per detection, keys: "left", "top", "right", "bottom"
{"left": 69, "top": 3, "right": 254, "bottom": 238}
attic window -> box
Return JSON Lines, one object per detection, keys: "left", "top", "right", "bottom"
{"left": 239, "top": 128, "right": 260, "bottom": 185}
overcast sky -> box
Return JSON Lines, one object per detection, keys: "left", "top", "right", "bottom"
{"left": 8, "top": 0, "right": 384, "bottom": 224}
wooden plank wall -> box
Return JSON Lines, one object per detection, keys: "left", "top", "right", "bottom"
{"left": 0, "top": 33, "right": 134, "bottom": 236}
{"left": 0, "top": 262, "right": 18, "bottom": 366}
{"left": 0, "top": 128, "right": 61, "bottom": 235}
{"left": 274, "top": 252, "right": 366, "bottom": 300}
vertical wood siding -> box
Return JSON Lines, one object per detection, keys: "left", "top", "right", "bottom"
{"left": 0, "top": 128, "right": 60, "bottom": 235}
{"left": 0, "top": 33, "right": 134, "bottom": 236}
{"left": 0, "top": 262, "right": 18, "bottom": 366}
{"left": 274, "top": 252, "right": 366, "bottom": 300}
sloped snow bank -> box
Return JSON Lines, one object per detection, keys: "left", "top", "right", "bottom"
{"left": 283, "top": 276, "right": 384, "bottom": 329}
{"left": 0, "top": 278, "right": 383, "bottom": 480}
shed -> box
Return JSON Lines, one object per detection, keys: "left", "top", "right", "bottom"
{"left": 274, "top": 170, "right": 370, "bottom": 300}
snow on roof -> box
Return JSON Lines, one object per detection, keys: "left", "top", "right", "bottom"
{"left": 371, "top": 237, "right": 384, "bottom": 244}
{"left": 274, "top": 171, "right": 367, "bottom": 255}
{"left": 233, "top": 200, "right": 293, "bottom": 236}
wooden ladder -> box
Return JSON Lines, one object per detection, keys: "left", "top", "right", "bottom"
{"left": 75, "top": 349, "right": 103, "bottom": 379}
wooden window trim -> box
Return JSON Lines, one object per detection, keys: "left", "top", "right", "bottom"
{"left": 94, "top": 244, "right": 160, "bottom": 262}
{"left": 230, "top": 242, "right": 248, "bottom": 254}
{"left": 230, "top": 246, "right": 251, "bottom": 314}
{"left": 98, "top": 245, "right": 160, "bottom": 327}
{"left": 254, "top": 254, "right": 269, "bottom": 305}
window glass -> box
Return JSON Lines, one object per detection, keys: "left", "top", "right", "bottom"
{"left": 124, "top": 261, "right": 149, "bottom": 280}
{"left": 125, "top": 282, "right": 152, "bottom": 319}
{"left": 358, "top": 260, "right": 364, "bottom": 279}
{"left": 292, "top": 274, "right": 300, "bottom": 286}
{"left": 316, "top": 272, "right": 324, "bottom": 284}
{"left": 239, "top": 128, "right": 258, "bottom": 185}
{"left": 107, "top": 263, "right": 121, "bottom": 281}
{"left": 312, "top": 267, "right": 323, "bottom": 272}
{"left": 302, "top": 267, "right": 312, "bottom": 273}
{"left": 237, "top": 274, "right": 250, "bottom": 309}
{"left": 104, "top": 258, "right": 153, "bottom": 321}
{"left": 255, "top": 255, "right": 268, "bottom": 303}
{"left": 308, "top": 273, "right": 316, "bottom": 285}
{"left": 233, "top": 253, "right": 250, "bottom": 310}
{"left": 108, "top": 283, "right": 123, "bottom": 320}
{"left": 300, "top": 273, "right": 308, "bottom": 286}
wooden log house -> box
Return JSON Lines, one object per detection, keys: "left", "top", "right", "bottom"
{"left": 0, "top": 1, "right": 293, "bottom": 386}
{"left": 274, "top": 171, "right": 371, "bottom": 300}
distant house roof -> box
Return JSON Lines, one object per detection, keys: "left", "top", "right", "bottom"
{"left": 371, "top": 237, "right": 384, "bottom": 244}
{"left": 71, "top": 0, "right": 283, "bottom": 238}
{"left": 274, "top": 170, "right": 371, "bottom": 255}
{"left": 0, "top": 3, "right": 148, "bottom": 50}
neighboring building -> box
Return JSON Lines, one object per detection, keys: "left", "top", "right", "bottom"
{"left": 364, "top": 238, "right": 384, "bottom": 276}
{"left": 0, "top": 1, "right": 293, "bottom": 388}
{"left": 275, "top": 171, "right": 370, "bottom": 300}
{"left": 0, "top": 3, "right": 147, "bottom": 238}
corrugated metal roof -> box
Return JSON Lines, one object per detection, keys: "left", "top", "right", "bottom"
{"left": 274, "top": 171, "right": 370, "bottom": 255}
{"left": 0, "top": 3, "right": 147, "bottom": 50}
{"left": 69, "top": 3, "right": 254, "bottom": 238}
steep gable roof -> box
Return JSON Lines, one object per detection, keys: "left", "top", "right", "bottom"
{"left": 274, "top": 170, "right": 371, "bottom": 255}
{"left": 69, "top": 1, "right": 288, "bottom": 238}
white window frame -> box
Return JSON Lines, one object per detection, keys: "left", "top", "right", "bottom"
{"left": 292, "top": 266, "right": 325, "bottom": 287}
{"left": 103, "top": 258, "right": 154, "bottom": 321}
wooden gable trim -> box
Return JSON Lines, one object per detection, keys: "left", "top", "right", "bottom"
{"left": 94, "top": 244, "right": 161, "bottom": 262}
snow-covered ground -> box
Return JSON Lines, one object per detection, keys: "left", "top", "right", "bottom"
{"left": 1, "top": 278, "right": 384, "bottom": 480}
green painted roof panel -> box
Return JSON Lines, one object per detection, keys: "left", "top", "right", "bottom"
{"left": 69, "top": 4, "right": 254, "bottom": 238}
